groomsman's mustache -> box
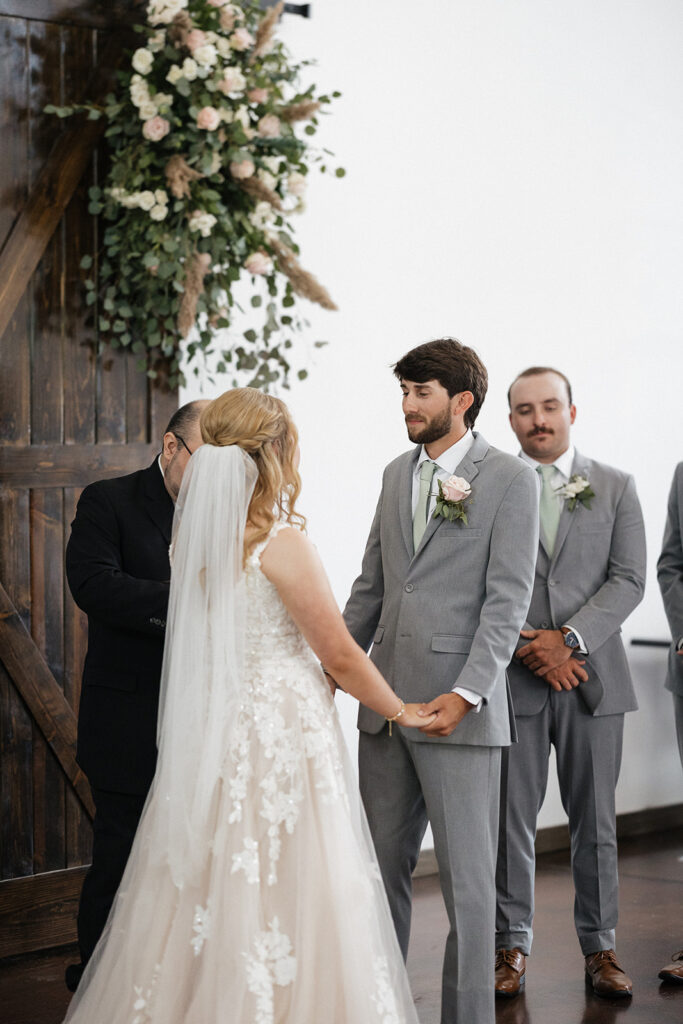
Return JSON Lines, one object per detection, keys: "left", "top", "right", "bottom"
{"left": 528, "top": 427, "right": 553, "bottom": 437}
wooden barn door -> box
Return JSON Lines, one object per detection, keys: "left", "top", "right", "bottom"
{"left": 0, "top": 0, "right": 176, "bottom": 957}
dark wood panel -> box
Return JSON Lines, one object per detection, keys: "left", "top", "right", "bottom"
{"left": 0, "top": 581, "right": 95, "bottom": 820}
{"left": 0, "top": 442, "right": 160, "bottom": 487}
{"left": 0, "top": 1, "right": 144, "bottom": 28}
{"left": 0, "top": 865, "right": 87, "bottom": 957}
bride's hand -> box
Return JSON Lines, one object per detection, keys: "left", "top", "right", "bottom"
{"left": 399, "top": 703, "right": 437, "bottom": 729}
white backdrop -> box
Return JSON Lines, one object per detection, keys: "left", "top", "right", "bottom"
{"left": 182, "top": 1, "right": 683, "bottom": 833}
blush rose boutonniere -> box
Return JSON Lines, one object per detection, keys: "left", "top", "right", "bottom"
{"left": 555, "top": 474, "right": 595, "bottom": 511}
{"left": 433, "top": 475, "right": 472, "bottom": 525}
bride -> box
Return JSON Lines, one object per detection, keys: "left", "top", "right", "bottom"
{"left": 63, "top": 387, "right": 432, "bottom": 1024}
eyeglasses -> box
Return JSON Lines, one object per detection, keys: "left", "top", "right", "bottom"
{"left": 173, "top": 433, "right": 194, "bottom": 456}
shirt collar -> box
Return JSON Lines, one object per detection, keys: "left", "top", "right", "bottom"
{"left": 519, "top": 443, "right": 575, "bottom": 481}
{"left": 416, "top": 429, "right": 474, "bottom": 476}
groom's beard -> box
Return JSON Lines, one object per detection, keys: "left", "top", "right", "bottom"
{"left": 406, "top": 406, "right": 452, "bottom": 446}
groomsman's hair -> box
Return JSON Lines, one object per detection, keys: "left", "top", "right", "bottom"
{"left": 164, "top": 400, "right": 207, "bottom": 440}
{"left": 393, "top": 338, "right": 488, "bottom": 429}
{"left": 506, "top": 367, "right": 573, "bottom": 408}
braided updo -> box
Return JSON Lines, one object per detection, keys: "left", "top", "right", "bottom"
{"left": 200, "top": 388, "right": 305, "bottom": 555}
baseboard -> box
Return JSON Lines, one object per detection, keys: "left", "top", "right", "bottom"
{"left": 414, "top": 801, "right": 683, "bottom": 877}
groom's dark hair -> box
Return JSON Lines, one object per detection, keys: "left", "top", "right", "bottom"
{"left": 393, "top": 338, "right": 488, "bottom": 429}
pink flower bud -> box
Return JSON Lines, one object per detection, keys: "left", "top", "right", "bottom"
{"left": 142, "top": 115, "right": 171, "bottom": 142}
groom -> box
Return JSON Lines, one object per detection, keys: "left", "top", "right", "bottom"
{"left": 343, "top": 338, "right": 539, "bottom": 1024}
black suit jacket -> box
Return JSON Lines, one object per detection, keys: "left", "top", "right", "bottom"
{"left": 66, "top": 459, "right": 174, "bottom": 795}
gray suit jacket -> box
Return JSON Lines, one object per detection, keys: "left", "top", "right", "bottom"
{"left": 657, "top": 462, "right": 683, "bottom": 696}
{"left": 508, "top": 450, "right": 646, "bottom": 717}
{"left": 343, "top": 432, "right": 539, "bottom": 747}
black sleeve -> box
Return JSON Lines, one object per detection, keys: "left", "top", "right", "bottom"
{"left": 66, "top": 482, "right": 170, "bottom": 636}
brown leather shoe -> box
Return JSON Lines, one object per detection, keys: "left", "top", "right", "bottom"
{"left": 584, "top": 950, "right": 632, "bottom": 998}
{"left": 659, "top": 949, "right": 683, "bottom": 983}
{"left": 495, "top": 947, "right": 526, "bottom": 997}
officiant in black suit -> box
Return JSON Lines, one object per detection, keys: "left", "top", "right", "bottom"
{"left": 64, "top": 399, "right": 209, "bottom": 991}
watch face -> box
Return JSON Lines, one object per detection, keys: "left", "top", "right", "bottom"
{"left": 564, "top": 630, "right": 580, "bottom": 649}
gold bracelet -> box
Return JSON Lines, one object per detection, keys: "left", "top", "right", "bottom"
{"left": 386, "top": 698, "right": 406, "bottom": 736}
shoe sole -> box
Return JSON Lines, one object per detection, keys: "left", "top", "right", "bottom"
{"left": 495, "top": 975, "right": 525, "bottom": 998}
{"left": 659, "top": 972, "right": 683, "bottom": 984}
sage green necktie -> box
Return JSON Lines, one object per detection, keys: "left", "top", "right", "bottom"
{"left": 538, "top": 464, "right": 561, "bottom": 554}
{"left": 413, "top": 460, "right": 437, "bottom": 551}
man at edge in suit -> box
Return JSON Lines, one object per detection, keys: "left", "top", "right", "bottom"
{"left": 343, "top": 338, "right": 539, "bottom": 1024}
{"left": 64, "top": 399, "right": 209, "bottom": 991}
{"left": 495, "top": 367, "right": 646, "bottom": 999}
{"left": 656, "top": 461, "right": 683, "bottom": 984}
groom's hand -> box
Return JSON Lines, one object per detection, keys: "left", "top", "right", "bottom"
{"left": 417, "top": 692, "right": 472, "bottom": 736}
{"left": 516, "top": 628, "right": 571, "bottom": 674}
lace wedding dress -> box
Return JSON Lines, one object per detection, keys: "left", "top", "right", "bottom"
{"left": 64, "top": 519, "right": 418, "bottom": 1024}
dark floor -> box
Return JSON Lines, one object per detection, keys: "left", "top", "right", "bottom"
{"left": 1, "top": 831, "right": 682, "bottom": 1024}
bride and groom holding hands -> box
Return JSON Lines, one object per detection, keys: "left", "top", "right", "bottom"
{"left": 65, "top": 338, "right": 540, "bottom": 1023}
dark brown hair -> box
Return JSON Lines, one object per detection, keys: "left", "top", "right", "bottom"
{"left": 507, "top": 367, "right": 573, "bottom": 408}
{"left": 393, "top": 338, "right": 488, "bottom": 429}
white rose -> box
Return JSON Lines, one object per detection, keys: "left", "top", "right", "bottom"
{"left": 154, "top": 189, "right": 169, "bottom": 205}
{"left": 261, "top": 155, "right": 281, "bottom": 174}
{"left": 209, "top": 151, "right": 222, "bottom": 175}
{"left": 194, "top": 43, "right": 218, "bottom": 68}
{"left": 182, "top": 58, "right": 198, "bottom": 81}
{"left": 131, "top": 48, "right": 154, "bottom": 75}
{"left": 249, "top": 201, "right": 275, "bottom": 230}
{"left": 188, "top": 211, "right": 218, "bottom": 237}
{"left": 148, "top": 29, "right": 166, "bottom": 53}
{"left": 120, "top": 193, "right": 138, "bottom": 209}
{"left": 257, "top": 169, "right": 277, "bottom": 191}
{"left": 216, "top": 37, "right": 232, "bottom": 59}
{"left": 154, "top": 92, "right": 173, "bottom": 111}
{"left": 137, "top": 190, "right": 156, "bottom": 211}
{"left": 149, "top": 204, "right": 168, "bottom": 221}
{"left": 286, "top": 171, "right": 306, "bottom": 197}
{"left": 138, "top": 100, "right": 159, "bottom": 120}
{"left": 147, "top": 0, "right": 187, "bottom": 27}
{"left": 218, "top": 66, "right": 246, "bottom": 95}
{"left": 166, "top": 64, "right": 184, "bottom": 85}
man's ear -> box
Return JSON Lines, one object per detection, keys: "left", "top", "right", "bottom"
{"left": 452, "top": 391, "right": 474, "bottom": 418}
{"left": 569, "top": 404, "right": 577, "bottom": 426}
{"left": 162, "top": 432, "right": 179, "bottom": 460}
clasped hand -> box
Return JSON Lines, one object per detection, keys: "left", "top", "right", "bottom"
{"left": 516, "top": 628, "right": 588, "bottom": 692}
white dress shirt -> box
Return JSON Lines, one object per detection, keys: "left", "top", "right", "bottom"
{"left": 519, "top": 445, "right": 587, "bottom": 653}
{"left": 413, "top": 431, "right": 483, "bottom": 710}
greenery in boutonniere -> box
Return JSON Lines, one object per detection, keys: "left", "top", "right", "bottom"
{"left": 46, "top": 0, "right": 343, "bottom": 390}
{"left": 555, "top": 474, "right": 595, "bottom": 511}
{"left": 433, "top": 475, "right": 472, "bottom": 525}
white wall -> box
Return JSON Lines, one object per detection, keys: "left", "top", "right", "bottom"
{"left": 183, "top": 1, "right": 683, "bottom": 831}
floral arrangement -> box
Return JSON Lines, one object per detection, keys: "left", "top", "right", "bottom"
{"left": 433, "top": 476, "right": 472, "bottom": 525}
{"left": 555, "top": 474, "right": 595, "bottom": 511}
{"left": 47, "top": 0, "right": 342, "bottom": 389}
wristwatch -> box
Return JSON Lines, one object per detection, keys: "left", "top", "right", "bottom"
{"left": 561, "top": 627, "right": 580, "bottom": 650}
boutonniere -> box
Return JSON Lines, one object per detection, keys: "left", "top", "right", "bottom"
{"left": 555, "top": 474, "right": 595, "bottom": 511}
{"left": 433, "top": 475, "right": 472, "bottom": 525}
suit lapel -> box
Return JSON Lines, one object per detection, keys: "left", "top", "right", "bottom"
{"left": 413, "top": 432, "right": 487, "bottom": 557}
{"left": 550, "top": 450, "right": 591, "bottom": 566}
{"left": 142, "top": 458, "right": 174, "bottom": 546}
{"left": 399, "top": 450, "right": 418, "bottom": 557}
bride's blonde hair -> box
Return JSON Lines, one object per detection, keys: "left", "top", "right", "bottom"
{"left": 200, "top": 388, "right": 305, "bottom": 554}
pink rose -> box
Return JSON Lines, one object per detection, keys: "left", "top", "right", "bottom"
{"left": 230, "top": 27, "right": 254, "bottom": 51}
{"left": 197, "top": 106, "right": 220, "bottom": 131}
{"left": 185, "top": 29, "right": 207, "bottom": 52}
{"left": 207, "top": 0, "right": 230, "bottom": 6}
{"left": 442, "top": 475, "right": 471, "bottom": 503}
{"left": 230, "top": 158, "right": 255, "bottom": 179}
{"left": 247, "top": 87, "right": 269, "bottom": 104}
{"left": 244, "top": 251, "right": 273, "bottom": 276}
{"left": 257, "top": 114, "right": 280, "bottom": 139}
{"left": 142, "top": 115, "right": 171, "bottom": 141}
{"left": 219, "top": 7, "right": 236, "bottom": 31}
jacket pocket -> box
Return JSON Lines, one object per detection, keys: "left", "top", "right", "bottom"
{"left": 439, "top": 528, "right": 483, "bottom": 539}
{"left": 373, "top": 626, "right": 385, "bottom": 644}
{"left": 431, "top": 634, "right": 474, "bottom": 654}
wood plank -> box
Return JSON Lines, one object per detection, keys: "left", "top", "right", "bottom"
{"left": 0, "top": 865, "right": 87, "bottom": 957}
{"left": 0, "top": 30, "right": 125, "bottom": 343}
{"left": 0, "top": 442, "right": 160, "bottom": 487}
{"left": 150, "top": 377, "right": 178, "bottom": 442}
{"left": 0, "top": 581, "right": 94, "bottom": 820}
{"left": 0, "top": 1, "right": 144, "bottom": 28}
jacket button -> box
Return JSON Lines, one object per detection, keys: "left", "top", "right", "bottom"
{"left": 548, "top": 579, "right": 556, "bottom": 587}
{"left": 405, "top": 583, "right": 414, "bottom": 593}
{"left": 541, "top": 621, "right": 549, "bottom": 629}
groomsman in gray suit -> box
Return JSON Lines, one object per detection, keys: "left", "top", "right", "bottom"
{"left": 495, "top": 367, "right": 646, "bottom": 999}
{"left": 343, "top": 338, "right": 539, "bottom": 1024}
{"left": 656, "top": 462, "right": 683, "bottom": 984}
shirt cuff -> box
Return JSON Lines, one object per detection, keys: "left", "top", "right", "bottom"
{"left": 452, "top": 685, "right": 483, "bottom": 712}
{"left": 564, "top": 624, "right": 587, "bottom": 655}
{"left": 677, "top": 637, "right": 683, "bottom": 651}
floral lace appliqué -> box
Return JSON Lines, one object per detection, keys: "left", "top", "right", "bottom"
{"left": 244, "top": 917, "right": 297, "bottom": 1024}
{"left": 130, "top": 962, "right": 161, "bottom": 1024}
{"left": 232, "top": 837, "right": 260, "bottom": 884}
{"left": 371, "top": 956, "right": 401, "bottom": 1024}
{"left": 191, "top": 902, "right": 211, "bottom": 957}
